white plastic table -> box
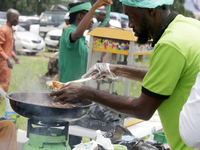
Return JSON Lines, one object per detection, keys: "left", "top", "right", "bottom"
{"left": 69, "top": 111, "right": 162, "bottom": 139}
{"left": 69, "top": 119, "right": 162, "bottom": 139}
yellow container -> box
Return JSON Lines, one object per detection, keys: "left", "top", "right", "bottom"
{"left": 113, "top": 144, "right": 127, "bottom": 150}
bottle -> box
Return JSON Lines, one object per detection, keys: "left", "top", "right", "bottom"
{"left": 0, "top": 88, "right": 19, "bottom": 126}
{"left": 145, "top": 127, "right": 156, "bottom": 144}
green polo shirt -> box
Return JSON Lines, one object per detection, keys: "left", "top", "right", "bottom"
{"left": 59, "top": 24, "right": 88, "bottom": 82}
{"left": 142, "top": 12, "right": 200, "bottom": 150}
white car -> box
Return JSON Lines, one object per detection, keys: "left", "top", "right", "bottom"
{"left": 14, "top": 25, "right": 45, "bottom": 55}
{"left": 45, "top": 22, "right": 66, "bottom": 52}
{"left": 19, "top": 16, "right": 40, "bottom": 35}
{"left": 0, "top": 19, "right": 45, "bottom": 55}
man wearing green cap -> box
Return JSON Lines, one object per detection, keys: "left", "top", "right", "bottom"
{"left": 59, "top": 2, "right": 97, "bottom": 83}
{"left": 58, "top": 0, "right": 113, "bottom": 148}
{"left": 52, "top": 0, "right": 200, "bottom": 149}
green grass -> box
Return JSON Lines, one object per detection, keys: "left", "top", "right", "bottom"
{"left": 114, "top": 55, "right": 150, "bottom": 97}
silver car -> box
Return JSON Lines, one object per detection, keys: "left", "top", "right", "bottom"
{"left": 0, "top": 18, "right": 45, "bottom": 56}
{"left": 14, "top": 25, "right": 45, "bottom": 55}
{"left": 45, "top": 22, "right": 66, "bottom": 52}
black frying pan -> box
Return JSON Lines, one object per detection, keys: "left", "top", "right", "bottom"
{"left": 6, "top": 92, "right": 94, "bottom": 123}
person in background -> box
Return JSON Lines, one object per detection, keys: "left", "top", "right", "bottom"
{"left": 63, "top": 12, "right": 70, "bottom": 32}
{"left": 0, "top": 8, "right": 20, "bottom": 150}
{"left": 0, "top": 8, "right": 20, "bottom": 94}
{"left": 58, "top": 0, "right": 112, "bottom": 148}
{"left": 57, "top": 12, "right": 71, "bottom": 48}
{"left": 179, "top": 72, "right": 200, "bottom": 149}
{"left": 51, "top": 0, "right": 200, "bottom": 149}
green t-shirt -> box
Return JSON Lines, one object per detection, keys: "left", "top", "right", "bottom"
{"left": 142, "top": 15, "right": 200, "bottom": 150}
{"left": 59, "top": 24, "right": 88, "bottom": 82}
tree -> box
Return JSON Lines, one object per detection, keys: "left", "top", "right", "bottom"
{"left": 170, "top": 0, "right": 195, "bottom": 18}
{"left": 0, "top": 0, "right": 70, "bottom": 16}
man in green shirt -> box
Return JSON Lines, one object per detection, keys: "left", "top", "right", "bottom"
{"left": 58, "top": 0, "right": 113, "bottom": 148}
{"left": 59, "top": 2, "right": 96, "bottom": 83}
{"left": 52, "top": 0, "right": 200, "bottom": 149}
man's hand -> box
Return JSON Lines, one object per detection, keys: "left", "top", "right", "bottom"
{"left": 12, "top": 55, "right": 20, "bottom": 64}
{"left": 50, "top": 82, "right": 87, "bottom": 104}
{"left": 82, "top": 63, "right": 116, "bottom": 79}
{"left": 93, "top": 0, "right": 113, "bottom": 10}
{"left": 6, "top": 58, "right": 13, "bottom": 69}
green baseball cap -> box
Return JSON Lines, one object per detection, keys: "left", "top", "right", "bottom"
{"left": 70, "top": 2, "right": 100, "bottom": 15}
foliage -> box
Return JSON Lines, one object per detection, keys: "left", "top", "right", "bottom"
{"left": 170, "top": 0, "right": 195, "bottom": 18}
{"left": 0, "top": 0, "right": 72, "bottom": 16}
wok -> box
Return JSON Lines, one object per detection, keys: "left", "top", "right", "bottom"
{"left": 6, "top": 92, "right": 94, "bottom": 123}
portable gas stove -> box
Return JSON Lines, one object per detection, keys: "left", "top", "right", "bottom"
{"left": 5, "top": 92, "right": 94, "bottom": 150}
{"left": 23, "top": 119, "right": 71, "bottom": 150}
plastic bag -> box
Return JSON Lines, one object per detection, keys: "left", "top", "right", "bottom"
{"left": 103, "top": 125, "right": 161, "bottom": 150}
{"left": 96, "top": 130, "right": 114, "bottom": 150}
{"left": 73, "top": 130, "right": 113, "bottom": 150}
{"left": 76, "top": 104, "right": 125, "bottom": 131}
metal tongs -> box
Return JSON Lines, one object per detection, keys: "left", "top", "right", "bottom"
{"left": 46, "top": 77, "right": 92, "bottom": 90}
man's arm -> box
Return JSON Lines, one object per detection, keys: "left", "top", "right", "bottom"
{"left": 87, "top": 86, "right": 163, "bottom": 120}
{"left": 0, "top": 30, "right": 9, "bottom": 60}
{"left": 110, "top": 64, "right": 149, "bottom": 82}
{"left": 70, "top": 0, "right": 113, "bottom": 41}
{"left": 82, "top": 63, "right": 149, "bottom": 82}
{"left": 51, "top": 82, "right": 163, "bottom": 120}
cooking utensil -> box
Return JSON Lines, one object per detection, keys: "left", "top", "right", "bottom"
{"left": 6, "top": 92, "right": 94, "bottom": 122}
{"left": 46, "top": 77, "right": 92, "bottom": 90}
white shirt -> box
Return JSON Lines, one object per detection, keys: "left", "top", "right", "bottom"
{"left": 179, "top": 72, "right": 200, "bottom": 149}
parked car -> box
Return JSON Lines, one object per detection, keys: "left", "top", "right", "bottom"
{"left": 39, "top": 10, "right": 68, "bottom": 38}
{"left": 0, "top": 19, "right": 45, "bottom": 55}
{"left": 21, "top": 16, "right": 40, "bottom": 35}
{"left": 0, "top": 11, "right": 6, "bottom": 19}
{"left": 110, "top": 12, "right": 129, "bottom": 28}
{"left": 45, "top": 22, "right": 66, "bottom": 52}
{"left": 23, "top": 16, "right": 40, "bottom": 24}
{"left": 18, "top": 16, "right": 40, "bottom": 35}
{"left": 0, "top": 19, "right": 6, "bottom": 27}
{"left": 14, "top": 25, "right": 45, "bottom": 55}
{"left": 18, "top": 21, "right": 30, "bottom": 31}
